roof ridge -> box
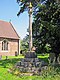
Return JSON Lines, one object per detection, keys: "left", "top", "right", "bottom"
{"left": 0, "top": 20, "right": 20, "bottom": 39}
{"left": 0, "top": 20, "right": 9, "bottom": 23}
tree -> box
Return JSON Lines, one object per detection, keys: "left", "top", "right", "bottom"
{"left": 20, "top": 35, "right": 29, "bottom": 54}
{"left": 32, "top": 0, "right": 60, "bottom": 62}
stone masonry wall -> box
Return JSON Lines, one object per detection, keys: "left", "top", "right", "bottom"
{"left": 0, "top": 38, "right": 19, "bottom": 56}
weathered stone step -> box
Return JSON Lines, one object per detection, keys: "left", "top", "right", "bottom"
{"left": 16, "top": 59, "right": 47, "bottom": 67}
{"left": 25, "top": 52, "right": 37, "bottom": 58}
{"left": 20, "top": 58, "right": 41, "bottom": 62}
{"left": 15, "top": 57, "right": 48, "bottom": 75}
{"left": 19, "top": 67, "right": 41, "bottom": 73}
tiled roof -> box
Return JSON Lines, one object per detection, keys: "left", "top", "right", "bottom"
{"left": 0, "top": 20, "right": 20, "bottom": 39}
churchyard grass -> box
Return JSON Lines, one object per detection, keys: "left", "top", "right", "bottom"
{"left": 0, "top": 55, "right": 41, "bottom": 80}
{"left": 0, "top": 54, "right": 60, "bottom": 80}
{"left": 37, "top": 54, "right": 49, "bottom": 58}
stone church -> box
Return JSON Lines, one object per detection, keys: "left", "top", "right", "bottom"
{"left": 0, "top": 20, "right": 20, "bottom": 56}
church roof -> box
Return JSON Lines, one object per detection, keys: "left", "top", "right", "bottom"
{"left": 0, "top": 20, "right": 20, "bottom": 39}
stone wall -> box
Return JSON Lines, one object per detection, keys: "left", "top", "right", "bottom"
{"left": 0, "top": 38, "right": 19, "bottom": 56}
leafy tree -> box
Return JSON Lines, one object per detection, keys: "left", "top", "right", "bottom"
{"left": 20, "top": 35, "right": 29, "bottom": 54}
{"left": 32, "top": 0, "right": 60, "bottom": 62}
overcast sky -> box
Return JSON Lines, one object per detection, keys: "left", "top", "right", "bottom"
{"left": 0, "top": 0, "right": 29, "bottom": 39}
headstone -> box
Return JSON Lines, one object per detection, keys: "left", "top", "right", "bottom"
{"left": 15, "top": 51, "right": 18, "bottom": 56}
{"left": 6, "top": 56, "right": 8, "bottom": 59}
{"left": 0, "top": 55, "right": 2, "bottom": 60}
{"left": 57, "top": 54, "right": 60, "bottom": 63}
{"left": 48, "top": 53, "right": 55, "bottom": 63}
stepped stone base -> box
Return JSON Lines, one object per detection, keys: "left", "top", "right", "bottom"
{"left": 25, "top": 51, "right": 37, "bottom": 58}
{"left": 16, "top": 52, "right": 48, "bottom": 75}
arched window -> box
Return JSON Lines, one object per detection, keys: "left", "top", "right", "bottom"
{"left": 2, "top": 40, "right": 8, "bottom": 50}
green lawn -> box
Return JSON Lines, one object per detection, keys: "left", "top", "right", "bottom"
{"left": 0, "top": 54, "right": 60, "bottom": 80}
{"left": 37, "top": 54, "right": 49, "bottom": 58}
{"left": 0, "top": 55, "right": 41, "bottom": 80}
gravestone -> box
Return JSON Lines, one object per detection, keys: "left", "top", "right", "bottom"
{"left": 0, "top": 55, "right": 2, "bottom": 60}
{"left": 48, "top": 53, "right": 55, "bottom": 63}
